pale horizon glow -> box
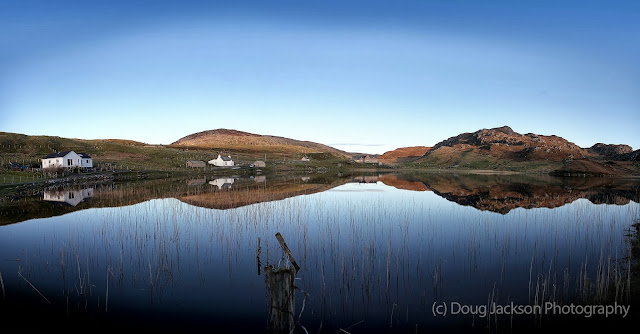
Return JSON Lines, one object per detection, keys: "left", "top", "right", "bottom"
{"left": 1, "top": 1, "right": 639, "bottom": 154}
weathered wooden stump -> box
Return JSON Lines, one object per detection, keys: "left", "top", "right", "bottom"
{"left": 264, "top": 232, "right": 300, "bottom": 334}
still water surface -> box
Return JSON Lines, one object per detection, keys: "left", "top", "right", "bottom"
{"left": 0, "top": 174, "right": 638, "bottom": 332}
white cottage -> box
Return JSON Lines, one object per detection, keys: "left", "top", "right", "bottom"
{"left": 208, "top": 154, "right": 234, "bottom": 167}
{"left": 42, "top": 151, "right": 93, "bottom": 169}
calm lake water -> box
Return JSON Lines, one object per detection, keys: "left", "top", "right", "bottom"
{"left": 0, "top": 173, "right": 638, "bottom": 333}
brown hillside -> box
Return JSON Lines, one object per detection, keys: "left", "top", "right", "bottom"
{"left": 379, "top": 146, "right": 431, "bottom": 164}
{"left": 171, "top": 129, "right": 348, "bottom": 157}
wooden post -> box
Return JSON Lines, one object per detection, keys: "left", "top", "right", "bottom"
{"left": 264, "top": 233, "right": 300, "bottom": 334}
{"left": 264, "top": 266, "right": 296, "bottom": 334}
{"left": 275, "top": 232, "right": 300, "bottom": 272}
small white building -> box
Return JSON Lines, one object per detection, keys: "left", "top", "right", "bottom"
{"left": 208, "top": 154, "right": 234, "bottom": 167}
{"left": 300, "top": 157, "right": 310, "bottom": 162}
{"left": 42, "top": 151, "right": 93, "bottom": 169}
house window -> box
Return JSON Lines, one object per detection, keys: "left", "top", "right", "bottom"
{"left": 86, "top": 160, "right": 89, "bottom": 164}
{"left": 69, "top": 192, "right": 74, "bottom": 199}
{"left": 67, "top": 159, "right": 73, "bottom": 165}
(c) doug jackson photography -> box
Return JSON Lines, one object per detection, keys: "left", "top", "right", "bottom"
{"left": 1, "top": 1, "right": 639, "bottom": 333}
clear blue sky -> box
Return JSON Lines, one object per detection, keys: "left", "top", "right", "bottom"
{"left": 1, "top": 0, "right": 639, "bottom": 154}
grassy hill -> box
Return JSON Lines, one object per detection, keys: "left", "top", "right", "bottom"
{"left": 170, "top": 129, "right": 349, "bottom": 157}
{"left": 0, "top": 131, "right": 356, "bottom": 186}
{"left": 0, "top": 131, "right": 212, "bottom": 171}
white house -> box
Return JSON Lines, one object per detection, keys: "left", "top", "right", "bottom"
{"left": 42, "top": 151, "right": 93, "bottom": 169}
{"left": 208, "top": 154, "right": 234, "bottom": 167}
{"left": 43, "top": 188, "right": 94, "bottom": 207}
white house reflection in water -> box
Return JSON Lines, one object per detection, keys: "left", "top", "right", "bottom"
{"left": 43, "top": 188, "right": 94, "bottom": 207}
{"left": 209, "top": 177, "right": 235, "bottom": 190}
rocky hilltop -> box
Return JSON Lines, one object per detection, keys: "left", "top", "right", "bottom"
{"left": 588, "top": 143, "right": 639, "bottom": 161}
{"left": 426, "top": 126, "right": 585, "bottom": 161}
{"left": 589, "top": 143, "right": 633, "bottom": 157}
{"left": 415, "top": 126, "right": 639, "bottom": 176}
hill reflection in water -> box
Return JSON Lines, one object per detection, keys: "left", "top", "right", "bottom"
{"left": 1, "top": 173, "right": 638, "bottom": 225}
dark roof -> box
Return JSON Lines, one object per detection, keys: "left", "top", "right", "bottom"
{"left": 220, "top": 155, "right": 233, "bottom": 161}
{"left": 43, "top": 151, "right": 72, "bottom": 159}
{"left": 43, "top": 151, "right": 92, "bottom": 159}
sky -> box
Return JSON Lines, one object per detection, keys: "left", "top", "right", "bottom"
{"left": 1, "top": 0, "right": 639, "bottom": 154}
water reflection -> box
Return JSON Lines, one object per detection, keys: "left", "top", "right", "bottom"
{"left": 0, "top": 173, "right": 638, "bottom": 226}
{"left": 209, "top": 177, "right": 235, "bottom": 190}
{"left": 186, "top": 178, "right": 206, "bottom": 186}
{"left": 43, "top": 187, "right": 94, "bottom": 207}
{"left": 252, "top": 175, "right": 266, "bottom": 183}
{"left": 377, "top": 174, "right": 640, "bottom": 213}
{"left": 352, "top": 175, "right": 380, "bottom": 183}
{"left": 0, "top": 173, "right": 638, "bottom": 332}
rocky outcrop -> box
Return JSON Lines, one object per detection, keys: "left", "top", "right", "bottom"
{"left": 619, "top": 149, "right": 640, "bottom": 161}
{"left": 423, "top": 126, "right": 586, "bottom": 162}
{"left": 589, "top": 143, "right": 633, "bottom": 157}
